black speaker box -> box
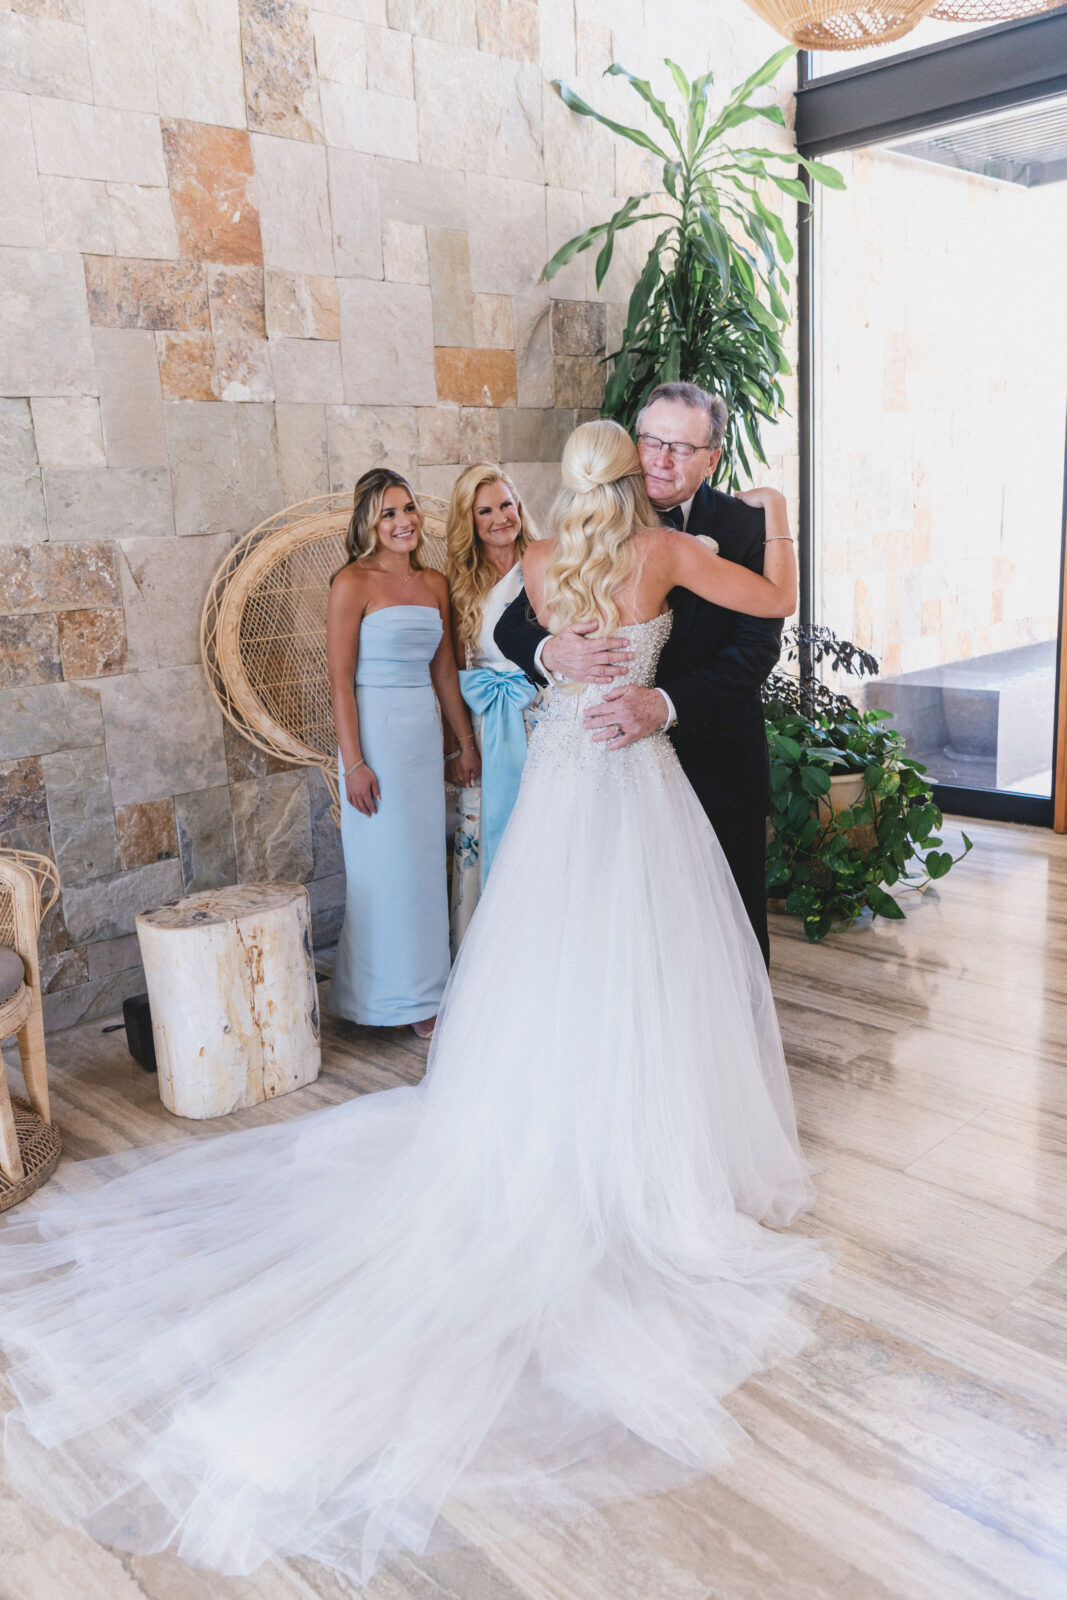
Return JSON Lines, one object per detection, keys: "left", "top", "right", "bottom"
{"left": 123, "top": 992, "right": 157, "bottom": 1072}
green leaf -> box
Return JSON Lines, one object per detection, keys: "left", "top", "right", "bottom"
{"left": 542, "top": 219, "right": 614, "bottom": 281}
{"left": 553, "top": 80, "right": 670, "bottom": 158}
{"left": 771, "top": 733, "right": 802, "bottom": 761}
{"left": 803, "top": 157, "right": 846, "bottom": 190}
{"left": 866, "top": 884, "right": 905, "bottom": 920}
{"left": 924, "top": 851, "right": 954, "bottom": 880}
{"left": 697, "top": 205, "right": 732, "bottom": 284}
{"left": 771, "top": 173, "right": 809, "bottom": 201}
{"left": 748, "top": 298, "right": 780, "bottom": 335}
{"left": 799, "top": 816, "right": 822, "bottom": 849}
{"left": 715, "top": 102, "right": 786, "bottom": 134}
{"left": 799, "top": 765, "right": 832, "bottom": 797}
{"left": 725, "top": 45, "right": 796, "bottom": 108}
{"left": 604, "top": 63, "right": 684, "bottom": 152}
{"left": 665, "top": 58, "right": 691, "bottom": 101}
{"left": 751, "top": 190, "right": 794, "bottom": 263}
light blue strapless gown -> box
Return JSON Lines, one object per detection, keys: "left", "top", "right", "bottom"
{"left": 323, "top": 605, "right": 449, "bottom": 1027}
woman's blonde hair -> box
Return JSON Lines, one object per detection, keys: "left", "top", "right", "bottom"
{"left": 340, "top": 467, "right": 424, "bottom": 570}
{"left": 543, "top": 420, "right": 657, "bottom": 639}
{"left": 446, "top": 464, "right": 532, "bottom": 654}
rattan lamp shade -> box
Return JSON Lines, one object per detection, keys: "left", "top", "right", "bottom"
{"left": 930, "top": 1, "right": 1062, "bottom": 19}
{"left": 201, "top": 492, "right": 449, "bottom": 820}
{"left": 744, "top": 0, "right": 938, "bottom": 47}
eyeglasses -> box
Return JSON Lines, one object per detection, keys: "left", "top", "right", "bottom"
{"left": 636, "top": 432, "right": 713, "bottom": 462}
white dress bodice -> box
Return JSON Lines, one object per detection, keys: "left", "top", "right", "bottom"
{"left": 471, "top": 563, "right": 524, "bottom": 670}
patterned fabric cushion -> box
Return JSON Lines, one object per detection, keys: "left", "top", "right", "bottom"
{"left": 0, "top": 946, "right": 26, "bottom": 1005}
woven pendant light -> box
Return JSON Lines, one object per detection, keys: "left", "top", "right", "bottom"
{"left": 744, "top": 0, "right": 938, "bottom": 48}
{"left": 930, "top": 1, "right": 1063, "bottom": 19}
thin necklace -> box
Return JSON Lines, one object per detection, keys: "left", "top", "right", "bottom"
{"left": 364, "top": 560, "right": 415, "bottom": 582}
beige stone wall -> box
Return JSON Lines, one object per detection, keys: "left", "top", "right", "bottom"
{"left": 0, "top": 0, "right": 796, "bottom": 1030}
{"left": 815, "top": 146, "right": 1067, "bottom": 680}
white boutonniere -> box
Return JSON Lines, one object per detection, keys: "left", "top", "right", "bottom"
{"left": 694, "top": 534, "right": 719, "bottom": 554}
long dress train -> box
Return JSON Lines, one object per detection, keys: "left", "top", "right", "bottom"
{"left": 0, "top": 611, "right": 824, "bottom": 1586}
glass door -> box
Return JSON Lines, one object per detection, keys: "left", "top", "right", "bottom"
{"left": 812, "top": 92, "right": 1067, "bottom": 820}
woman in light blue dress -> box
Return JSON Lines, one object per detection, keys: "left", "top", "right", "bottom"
{"left": 323, "top": 468, "right": 480, "bottom": 1037}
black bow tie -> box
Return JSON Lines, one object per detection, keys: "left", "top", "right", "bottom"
{"left": 663, "top": 505, "right": 685, "bottom": 531}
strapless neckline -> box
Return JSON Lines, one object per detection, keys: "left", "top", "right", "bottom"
{"left": 363, "top": 605, "right": 441, "bottom": 619}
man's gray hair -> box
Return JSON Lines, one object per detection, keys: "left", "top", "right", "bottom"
{"left": 636, "top": 382, "right": 728, "bottom": 450}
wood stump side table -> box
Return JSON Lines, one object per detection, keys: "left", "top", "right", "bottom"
{"left": 136, "top": 884, "right": 321, "bottom": 1120}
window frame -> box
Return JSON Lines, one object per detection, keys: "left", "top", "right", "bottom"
{"left": 794, "top": 10, "right": 1067, "bottom": 829}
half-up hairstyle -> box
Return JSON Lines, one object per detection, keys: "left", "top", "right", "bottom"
{"left": 339, "top": 467, "right": 423, "bottom": 572}
{"left": 543, "top": 420, "right": 657, "bottom": 640}
{"left": 446, "top": 464, "right": 534, "bottom": 655}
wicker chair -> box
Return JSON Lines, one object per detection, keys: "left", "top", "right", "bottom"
{"left": 931, "top": 1, "right": 1061, "bottom": 18}
{"left": 743, "top": 0, "right": 937, "bottom": 48}
{"left": 0, "top": 848, "right": 62, "bottom": 1210}
{"left": 201, "top": 492, "right": 449, "bottom": 825}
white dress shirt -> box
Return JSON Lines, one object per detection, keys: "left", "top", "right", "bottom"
{"left": 532, "top": 495, "right": 694, "bottom": 730}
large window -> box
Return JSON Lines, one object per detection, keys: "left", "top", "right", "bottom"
{"left": 797, "top": 11, "right": 1067, "bottom": 825}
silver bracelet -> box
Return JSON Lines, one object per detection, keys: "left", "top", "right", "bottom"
{"left": 343, "top": 757, "right": 365, "bottom": 777}
{"left": 443, "top": 748, "right": 461, "bottom": 762}
{"left": 764, "top": 535, "right": 794, "bottom": 543}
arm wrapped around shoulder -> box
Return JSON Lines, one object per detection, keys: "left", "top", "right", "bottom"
{"left": 666, "top": 512, "right": 796, "bottom": 619}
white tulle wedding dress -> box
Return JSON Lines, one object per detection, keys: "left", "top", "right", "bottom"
{"left": 0, "top": 611, "right": 823, "bottom": 1585}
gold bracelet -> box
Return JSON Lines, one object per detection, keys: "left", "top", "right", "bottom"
{"left": 764, "top": 535, "right": 794, "bottom": 543}
{"left": 459, "top": 733, "right": 476, "bottom": 745}
{"left": 343, "top": 757, "right": 365, "bottom": 776}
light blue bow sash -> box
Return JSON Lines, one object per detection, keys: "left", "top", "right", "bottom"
{"left": 459, "top": 666, "right": 537, "bottom": 883}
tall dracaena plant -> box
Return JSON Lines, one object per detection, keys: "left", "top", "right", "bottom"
{"left": 543, "top": 51, "right": 843, "bottom": 490}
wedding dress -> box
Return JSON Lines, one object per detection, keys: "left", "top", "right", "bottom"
{"left": 0, "top": 611, "right": 823, "bottom": 1585}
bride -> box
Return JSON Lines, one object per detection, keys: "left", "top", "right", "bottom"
{"left": 0, "top": 421, "right": 823, "bottom": 1586}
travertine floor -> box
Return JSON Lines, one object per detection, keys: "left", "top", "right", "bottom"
{"left": 2, "top": 817, "right": 1065, "bottom": 1600}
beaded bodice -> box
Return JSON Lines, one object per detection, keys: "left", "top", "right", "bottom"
{"left": 524, "top": 611, "right": 676, "bottom": 781}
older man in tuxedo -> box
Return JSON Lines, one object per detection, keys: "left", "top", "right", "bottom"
{"left": 494, "top": 380, "right": 784, "bottom": 966}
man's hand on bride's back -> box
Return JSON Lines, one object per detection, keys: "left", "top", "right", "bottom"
{"left": 584, "top": 686, "right": 666, "bottom": 749}
{"left": 541, "top": 621, "right": 633, "bottom": 684}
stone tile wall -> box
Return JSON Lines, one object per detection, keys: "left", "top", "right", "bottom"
{"left": 0, "top": 0, "right": 797, "bottom": 1031}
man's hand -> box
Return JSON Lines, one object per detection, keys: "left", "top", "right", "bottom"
{"left": 541, "top": 621, "right": 632, "bottom": 685}
{"left": 584, "top": 685, "right": 668, "bottom": 749}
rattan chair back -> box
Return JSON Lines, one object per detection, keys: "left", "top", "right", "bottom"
{"left": 744, "top": 0, "right": 937, "bottom": 47}
{"left": 0, "top": 847, "right": 61, "bottom": 1210}
{"left": 930, "top": 1, "right": 1061, "bottom": 19}
{"left": 0, "top": 850, "right": 59, "bottom": 978}
{"left": 201, "top": 493, "right": 449, "bottom": 818}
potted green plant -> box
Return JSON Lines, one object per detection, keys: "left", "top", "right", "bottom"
{"left": 763, "top": 627, "right": 972, "bottom": 942}
{"left": 543, "top": 51, "right": 843, "bottom": 488}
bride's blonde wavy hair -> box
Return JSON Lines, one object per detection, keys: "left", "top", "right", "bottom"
{"left": 543, "top": 420, "right": 657, "bottom": 639}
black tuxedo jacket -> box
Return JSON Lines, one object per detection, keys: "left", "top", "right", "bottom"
{"left": 493, "top": 482, "right": 781, "bottom": 963}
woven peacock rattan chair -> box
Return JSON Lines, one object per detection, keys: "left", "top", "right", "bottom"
{"left": 201, "top": 492, "right": 450, "bottom": 825}
{"left": 0, "top": 848, "right": 62, "bottom": 1211}
{"left": 743, "top": 0, "right": 937, "bottom": 47}
{"left": 929, "top": 1, "right": 1062, "bottom": 19}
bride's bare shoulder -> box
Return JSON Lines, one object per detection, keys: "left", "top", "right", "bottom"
{"left": 522, "top": 537, "right": 554, "bottom": 571}
{"left": 634, "top": 525, "right": 685, "bottom": 564}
